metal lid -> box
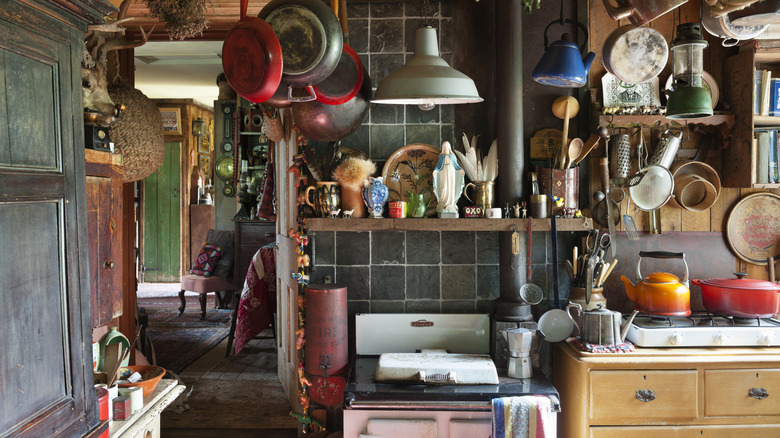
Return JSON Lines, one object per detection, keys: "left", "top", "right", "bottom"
{"left": 695, "top": 274, "right": 780, "bottom": 291}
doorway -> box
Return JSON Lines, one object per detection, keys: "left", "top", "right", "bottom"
{"left": 142, "top": 141, "right": 182, "bottom": 282}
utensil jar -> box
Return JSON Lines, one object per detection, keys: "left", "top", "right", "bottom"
{"left": 536, "top": 166, "right": 579, "bottom": 216}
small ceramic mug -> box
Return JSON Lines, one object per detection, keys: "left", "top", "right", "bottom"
{"left": 389, "top": 201, "right": 407, "bottom": 218}
{"left": 485, "top": 207, "right": 502, "bottom": 219}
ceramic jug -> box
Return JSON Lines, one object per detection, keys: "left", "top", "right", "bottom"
{"left": 305, "top": 181, "right": 341, "bottom": 218}
{"left": 407, "top": 190, "right": 432, "bottom": 218}
{"left": 363, "top": 177, "right": 389, "bottom": 218}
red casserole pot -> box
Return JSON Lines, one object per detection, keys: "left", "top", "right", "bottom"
{"left": 692, "top": 273, "right": 780, "bottom": 318}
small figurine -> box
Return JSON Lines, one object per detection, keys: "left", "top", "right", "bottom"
{"left": 513, "top": 202, "right": 521, "bottom": 218}
{"left": 504, "top": 203, "right": 511, "bottom": 218}
{"left": 521, "top": 201, "right": 527, "bottom": 219}
{"left": 343, "top": 209, "right": 354, "bottom": 218}
{"left": 329, "top": 208, "right": 341, "bottom": 218}
{"left": 432, "top": 141, "right": 466, "bottom": 218}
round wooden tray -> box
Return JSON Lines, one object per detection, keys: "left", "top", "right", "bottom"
{"left": 726, "top": 192, "right": 780, "bottom": 265}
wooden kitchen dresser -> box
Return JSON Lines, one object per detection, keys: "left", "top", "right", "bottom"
{"left": 553, "top": 341, "right": 780, "bottom": 436}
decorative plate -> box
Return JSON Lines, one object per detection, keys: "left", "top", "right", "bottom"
{"left": 602, "top": 73, "right": 661, "bottom": 108}
{"left": 381, "top": 143, "right": 441, "bottom": 217}
{"left": 664, "top": 71, "right": 719, "bottom": 109}
{"left": 726, "top": 192, "right": 780, "bottom": 265}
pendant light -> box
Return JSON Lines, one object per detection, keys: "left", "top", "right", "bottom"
{"left": 666, "top": 23, "right": 713, "bottom": 119}
{"left": 371, "top": 25, "right": 483, "bottom": 110}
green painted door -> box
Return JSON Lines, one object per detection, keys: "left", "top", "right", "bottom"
{"left": 143, "top": 141, "right": 181, "bottom": 282}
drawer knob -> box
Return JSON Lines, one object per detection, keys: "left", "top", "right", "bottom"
{"left": 104, "top": 260, "right": 114, "bottom": 269}
{"left": 749, "top": 387, "right": 769, "bottom": 400}
{"left": 636, "top": 389, "right": 656, "bottom": 402}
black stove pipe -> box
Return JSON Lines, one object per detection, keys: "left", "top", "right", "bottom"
{"left": 493, "top": 0, "right": 531, "bottom": 322}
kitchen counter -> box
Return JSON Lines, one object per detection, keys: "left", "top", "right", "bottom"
{"left": 553, "top": 340, "right": 780, "bottom": 437}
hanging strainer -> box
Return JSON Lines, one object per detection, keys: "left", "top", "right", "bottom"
{"left": 629, "top": 164, "right": 674, "bottom": 211}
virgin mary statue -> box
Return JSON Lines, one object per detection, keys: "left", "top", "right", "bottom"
{"left": 432, "top": 141, "right": 465, "bottom": 218}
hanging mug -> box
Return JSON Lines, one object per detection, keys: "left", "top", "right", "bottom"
{"left": 463, "top": 181, "right": 495, "bottom": 217}
{"left": 305, "top": 181, "right": 341, "bottom": 217}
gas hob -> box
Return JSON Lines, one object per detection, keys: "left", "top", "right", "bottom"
{"left": 625, "top": 313, "right": 780, "bottom": 347}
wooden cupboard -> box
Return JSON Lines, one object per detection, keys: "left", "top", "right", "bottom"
{"left": 86, "top": 149, "right": 124, "bottom": 327}
{"left": 234, "top": 220, "right": 276, "bottom": 288}
{"left": 0, "top": 0, "right": 115, "bottom": 436}
{"left": 553, "top": 341, "right": 780, "bottom": 437}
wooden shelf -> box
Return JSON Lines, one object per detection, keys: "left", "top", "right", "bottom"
{"left": 598, "top": 113, "right": 734, "bottom": 128}
{"left": 306, "top": 217, "right": 593, "bottom": 232}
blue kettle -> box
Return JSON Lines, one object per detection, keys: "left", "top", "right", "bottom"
{"left": 532, "top": 19, "right": 595, "bottom": 88}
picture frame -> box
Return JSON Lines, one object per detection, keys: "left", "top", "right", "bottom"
{"left": 198, "top": 132, "right": 211, "bottom": 154}
{"left": 159, "top": 107, "right": 182, "bottom": 135}
{"left": 199, "top": 154, "right": 211, "bottom": 180}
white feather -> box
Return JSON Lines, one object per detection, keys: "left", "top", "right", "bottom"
{"left": 483, "top": 139, "right": 498, "bottom": 182}
{"left": 455, "top": 149, "right": 478, "bottom": 181}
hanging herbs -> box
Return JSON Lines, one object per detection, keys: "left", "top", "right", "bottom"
{"left": 146, "top": 0, "right": 210, "bottom": 40}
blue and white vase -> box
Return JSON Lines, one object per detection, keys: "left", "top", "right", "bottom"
{"left": 362, "top": 177, "right": 389, "bottom": 218}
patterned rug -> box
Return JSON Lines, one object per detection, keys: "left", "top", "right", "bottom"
{"left": 139, "top": 294, "right": 232, "bottom": 374}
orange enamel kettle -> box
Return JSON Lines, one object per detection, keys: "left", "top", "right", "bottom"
{"left": 620, "top": 251, "right": 691, "bottom": 316}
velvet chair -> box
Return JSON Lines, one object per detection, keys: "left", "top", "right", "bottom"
{"left": 178, "top": 229, "right": 235, "bottom": 319}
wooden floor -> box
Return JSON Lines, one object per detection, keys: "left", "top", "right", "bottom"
{"left": 161, "top": 331, "right": 299, "bottom": 438}
{"left": 139, "top": 280, "right": 298, "bottom": 438}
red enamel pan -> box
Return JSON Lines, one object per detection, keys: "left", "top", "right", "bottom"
{"left": 313, "top": 1, "right": 364, "bottom": 105}
{"left": 313, "top": 44, "right": 365, "bottom": 105}
{"left": 222, "top": 0, "right": 283, "bottom": 103}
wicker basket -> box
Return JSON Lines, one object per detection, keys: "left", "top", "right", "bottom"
{"left": 108, "top": 84, "right": 166, "bottom": 182}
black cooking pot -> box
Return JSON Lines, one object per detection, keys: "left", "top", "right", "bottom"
{"left": 259, "top": 0, "right": 343, "bottom": 89}
{"left": 291, "top": 69, "right": 371, "bottom": 142}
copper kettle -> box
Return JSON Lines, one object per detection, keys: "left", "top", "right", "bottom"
{"left": 579, "top": 304, "right": 638, "bottom": 345}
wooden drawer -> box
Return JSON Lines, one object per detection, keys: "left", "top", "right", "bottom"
{"left": 705, "top": 369, "right": 780, "bottom": 417}
{"left": 238, "top": 223, "right": 275, "bottom": 246}
{"left": 590, "top": 370, "right": 698, "bottom": 423}
{"left": 591, "top": 424, "right": 780, "bottom": 437}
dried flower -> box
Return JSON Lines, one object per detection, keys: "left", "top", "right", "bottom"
{"left": 332, "top": 156, "right": 376, "bottom": 191}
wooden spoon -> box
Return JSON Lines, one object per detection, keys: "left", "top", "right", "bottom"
{"left": 552, "top": 96, "right": 579, "bottom": 169}
{"left": 566, "top": 138, "right": 584, "bottom": 168}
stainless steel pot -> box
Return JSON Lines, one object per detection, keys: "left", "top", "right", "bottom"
{"left": 701, "top": 2, "right": 768, "bottom": 47}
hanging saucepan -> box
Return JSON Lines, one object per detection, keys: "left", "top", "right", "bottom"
{"left": 313, "top": 44, "right": 364, "bottom": 105}
{"left": 313, "top": 0, "right": 364, "bottom": 106}
{"left": 602, "top": 25, "right": 668, "bottom": 85}
{"left": 701, "top": 1, "right": 768, "bottom": 47}
{"left": 221, "top": 0, "right": 284, "bottom": 103}
{"left": 259, "top": 0, "right": 343, "bottom": 103}
{"left": 292, "top": 68, "right": 371, "bottom": 142}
